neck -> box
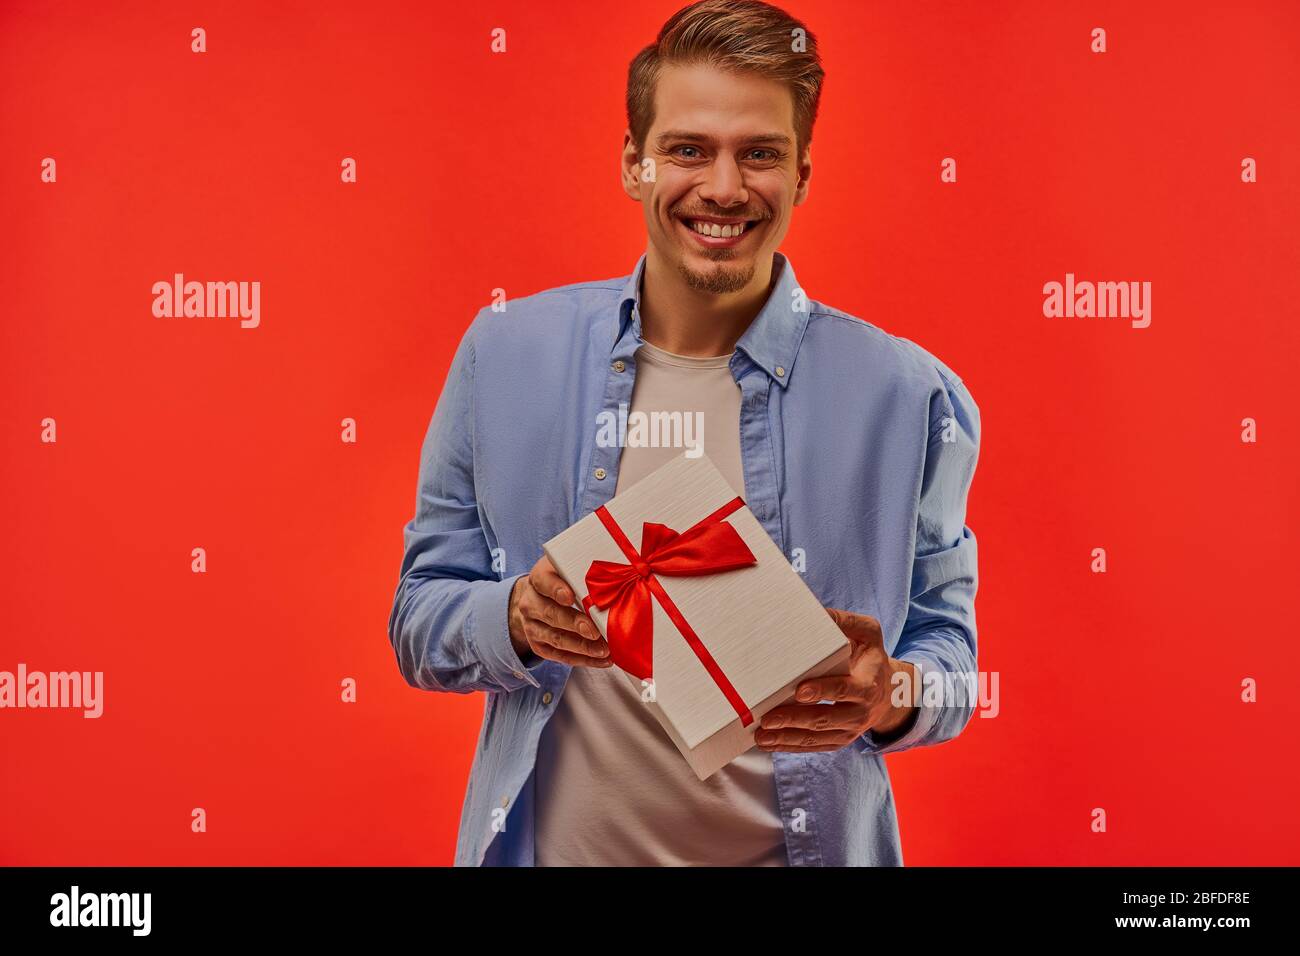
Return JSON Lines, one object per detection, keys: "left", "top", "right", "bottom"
{"left": 638, "top": 247, "right": 777, "bottom": 357}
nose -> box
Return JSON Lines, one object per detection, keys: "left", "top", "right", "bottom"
{"left": 697, "top": 153, "right": 748, "bottom": 209}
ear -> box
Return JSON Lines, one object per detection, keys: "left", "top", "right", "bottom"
{"left": 621, "top": 128, "right": 645, "bottom": 202}
{"left": 793, "top": 144, "right": 812, "bottom": 206}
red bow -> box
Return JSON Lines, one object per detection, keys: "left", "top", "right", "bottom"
{"left": 582, "top": 496, "right": 758, "bottom": 725}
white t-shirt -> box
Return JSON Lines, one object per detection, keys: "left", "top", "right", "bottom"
{"left": 532, "top": 339, "right": 788, "bottom": 866}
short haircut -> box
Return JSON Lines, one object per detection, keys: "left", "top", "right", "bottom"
{"left": 626, "top": 0, "right": 825, "bottom": 162}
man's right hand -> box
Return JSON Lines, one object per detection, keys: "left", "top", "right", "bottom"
{"left": 508, "top": 556, "right": 613, "bottom": 668}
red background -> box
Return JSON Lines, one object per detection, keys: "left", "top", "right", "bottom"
{"left": 3, "top": 0, "right": 1298, "bottom": 865}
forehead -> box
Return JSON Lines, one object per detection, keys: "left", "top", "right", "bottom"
{"left": 650, "top": 61, "right": 795, "bottom": 141}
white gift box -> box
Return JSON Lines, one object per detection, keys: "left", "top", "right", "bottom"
{"left": 542, "top": 451, "right": 851, "bottom": 781}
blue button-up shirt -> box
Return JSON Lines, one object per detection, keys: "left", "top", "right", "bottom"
{"left": 387, "top": 250, "right": 981, "bottom": 866}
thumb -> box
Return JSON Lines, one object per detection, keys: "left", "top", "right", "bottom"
{"left": 826, "top": 606, "right": 884, "bottom": 648}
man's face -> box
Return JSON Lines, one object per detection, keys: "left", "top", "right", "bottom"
{"left": 624, "top": 62, "right": 811, "bottom": 295}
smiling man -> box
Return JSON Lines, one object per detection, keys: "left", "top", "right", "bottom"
{"left": 388, "top": 0, "right": 981, "bottom": 867}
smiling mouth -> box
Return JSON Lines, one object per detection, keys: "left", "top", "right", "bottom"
{"left": 676, "top": 215, "right": 765, "bottom": 246}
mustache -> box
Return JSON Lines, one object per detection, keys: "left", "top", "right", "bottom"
{"left": 675, "top": 208, "right": 770, "bottom": 221}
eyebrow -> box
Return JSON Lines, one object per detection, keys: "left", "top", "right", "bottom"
{"left": 653, "top": 130, "right": 793, "bottom": 149}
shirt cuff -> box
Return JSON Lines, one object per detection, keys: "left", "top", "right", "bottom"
{"left": 466, "top": 572, "right": 546, "bottom": 691}
{"left": 855, "top": 654, "right": 942, "bottom": 755}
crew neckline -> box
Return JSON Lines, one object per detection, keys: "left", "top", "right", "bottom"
{"left": 636, "top": 339, "right": 734, "bottom": 369}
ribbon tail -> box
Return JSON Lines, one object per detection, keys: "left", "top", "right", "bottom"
{"left": 606, "top": 581, "right": 654, "bottom": 681}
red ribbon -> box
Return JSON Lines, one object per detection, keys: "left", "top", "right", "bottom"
{"left": 582, "top": 496, "right": 758, "bottom": 726}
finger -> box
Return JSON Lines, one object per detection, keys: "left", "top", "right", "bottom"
{"left": 753, "top": 726, "right": 859, "bottom": 750}
{"left": 760, "top": 701, "right": 868, "bottom": 734}
{"left": 529, "top": 641, "right": 615, "bottom": 669}
{"left": 791, "top": 674, "right": 857, "bottom": 703}
{"left": 524, "top": 618, "right": 610, "bottom": 659}
{"left": 826, "top": 607, "right": 884, "bottom": 647}
{"left": 528, "top": 591, "right": 600, "bottom": 641}
{"left": 530, "top": 561, "right": 576, "bottom": 606}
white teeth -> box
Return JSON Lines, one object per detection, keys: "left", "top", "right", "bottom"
{"left": 691, "top": 220, "right": 747, "bottom": 238}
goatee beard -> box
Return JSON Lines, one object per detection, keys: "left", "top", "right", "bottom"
{"left": 677, "top": 256, "right": 756, "bottom": 295}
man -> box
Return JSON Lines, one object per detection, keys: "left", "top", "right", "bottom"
{"left": 387, "top": 0, "right": 980, "bottom": 867}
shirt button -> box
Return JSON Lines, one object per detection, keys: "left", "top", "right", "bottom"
{"left": 501, "top": 796, "right": 509, "bottom": 808}
{"left": 512, "top": 670, "right": 524, "bottom": 679}
{"left": 542, "top": 691, "right": 553, "bottom": 705}
{"left": 775, "top": 365, "right": 786, "bottom": 377}
{"left": 594, "top": 467, "right": 607, "bottom": 480}
{"left": 612, "top": 360, "right": 626, "bottom": 372}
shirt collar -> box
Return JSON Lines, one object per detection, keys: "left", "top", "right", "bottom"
{"left": 616, "top": 249, "right": 809, "bottom": 389}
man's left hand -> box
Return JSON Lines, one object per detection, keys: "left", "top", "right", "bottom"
{"left": 754, "top": 607, "right": 917, "bottom": 752}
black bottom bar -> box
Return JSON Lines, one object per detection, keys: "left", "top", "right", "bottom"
{"left": 0, "top": 865, "right": 1287, "bottom": 941}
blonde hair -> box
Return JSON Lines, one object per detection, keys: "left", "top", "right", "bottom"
{"left": 626, "top": 0, "right": 825, "bottom": 162}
